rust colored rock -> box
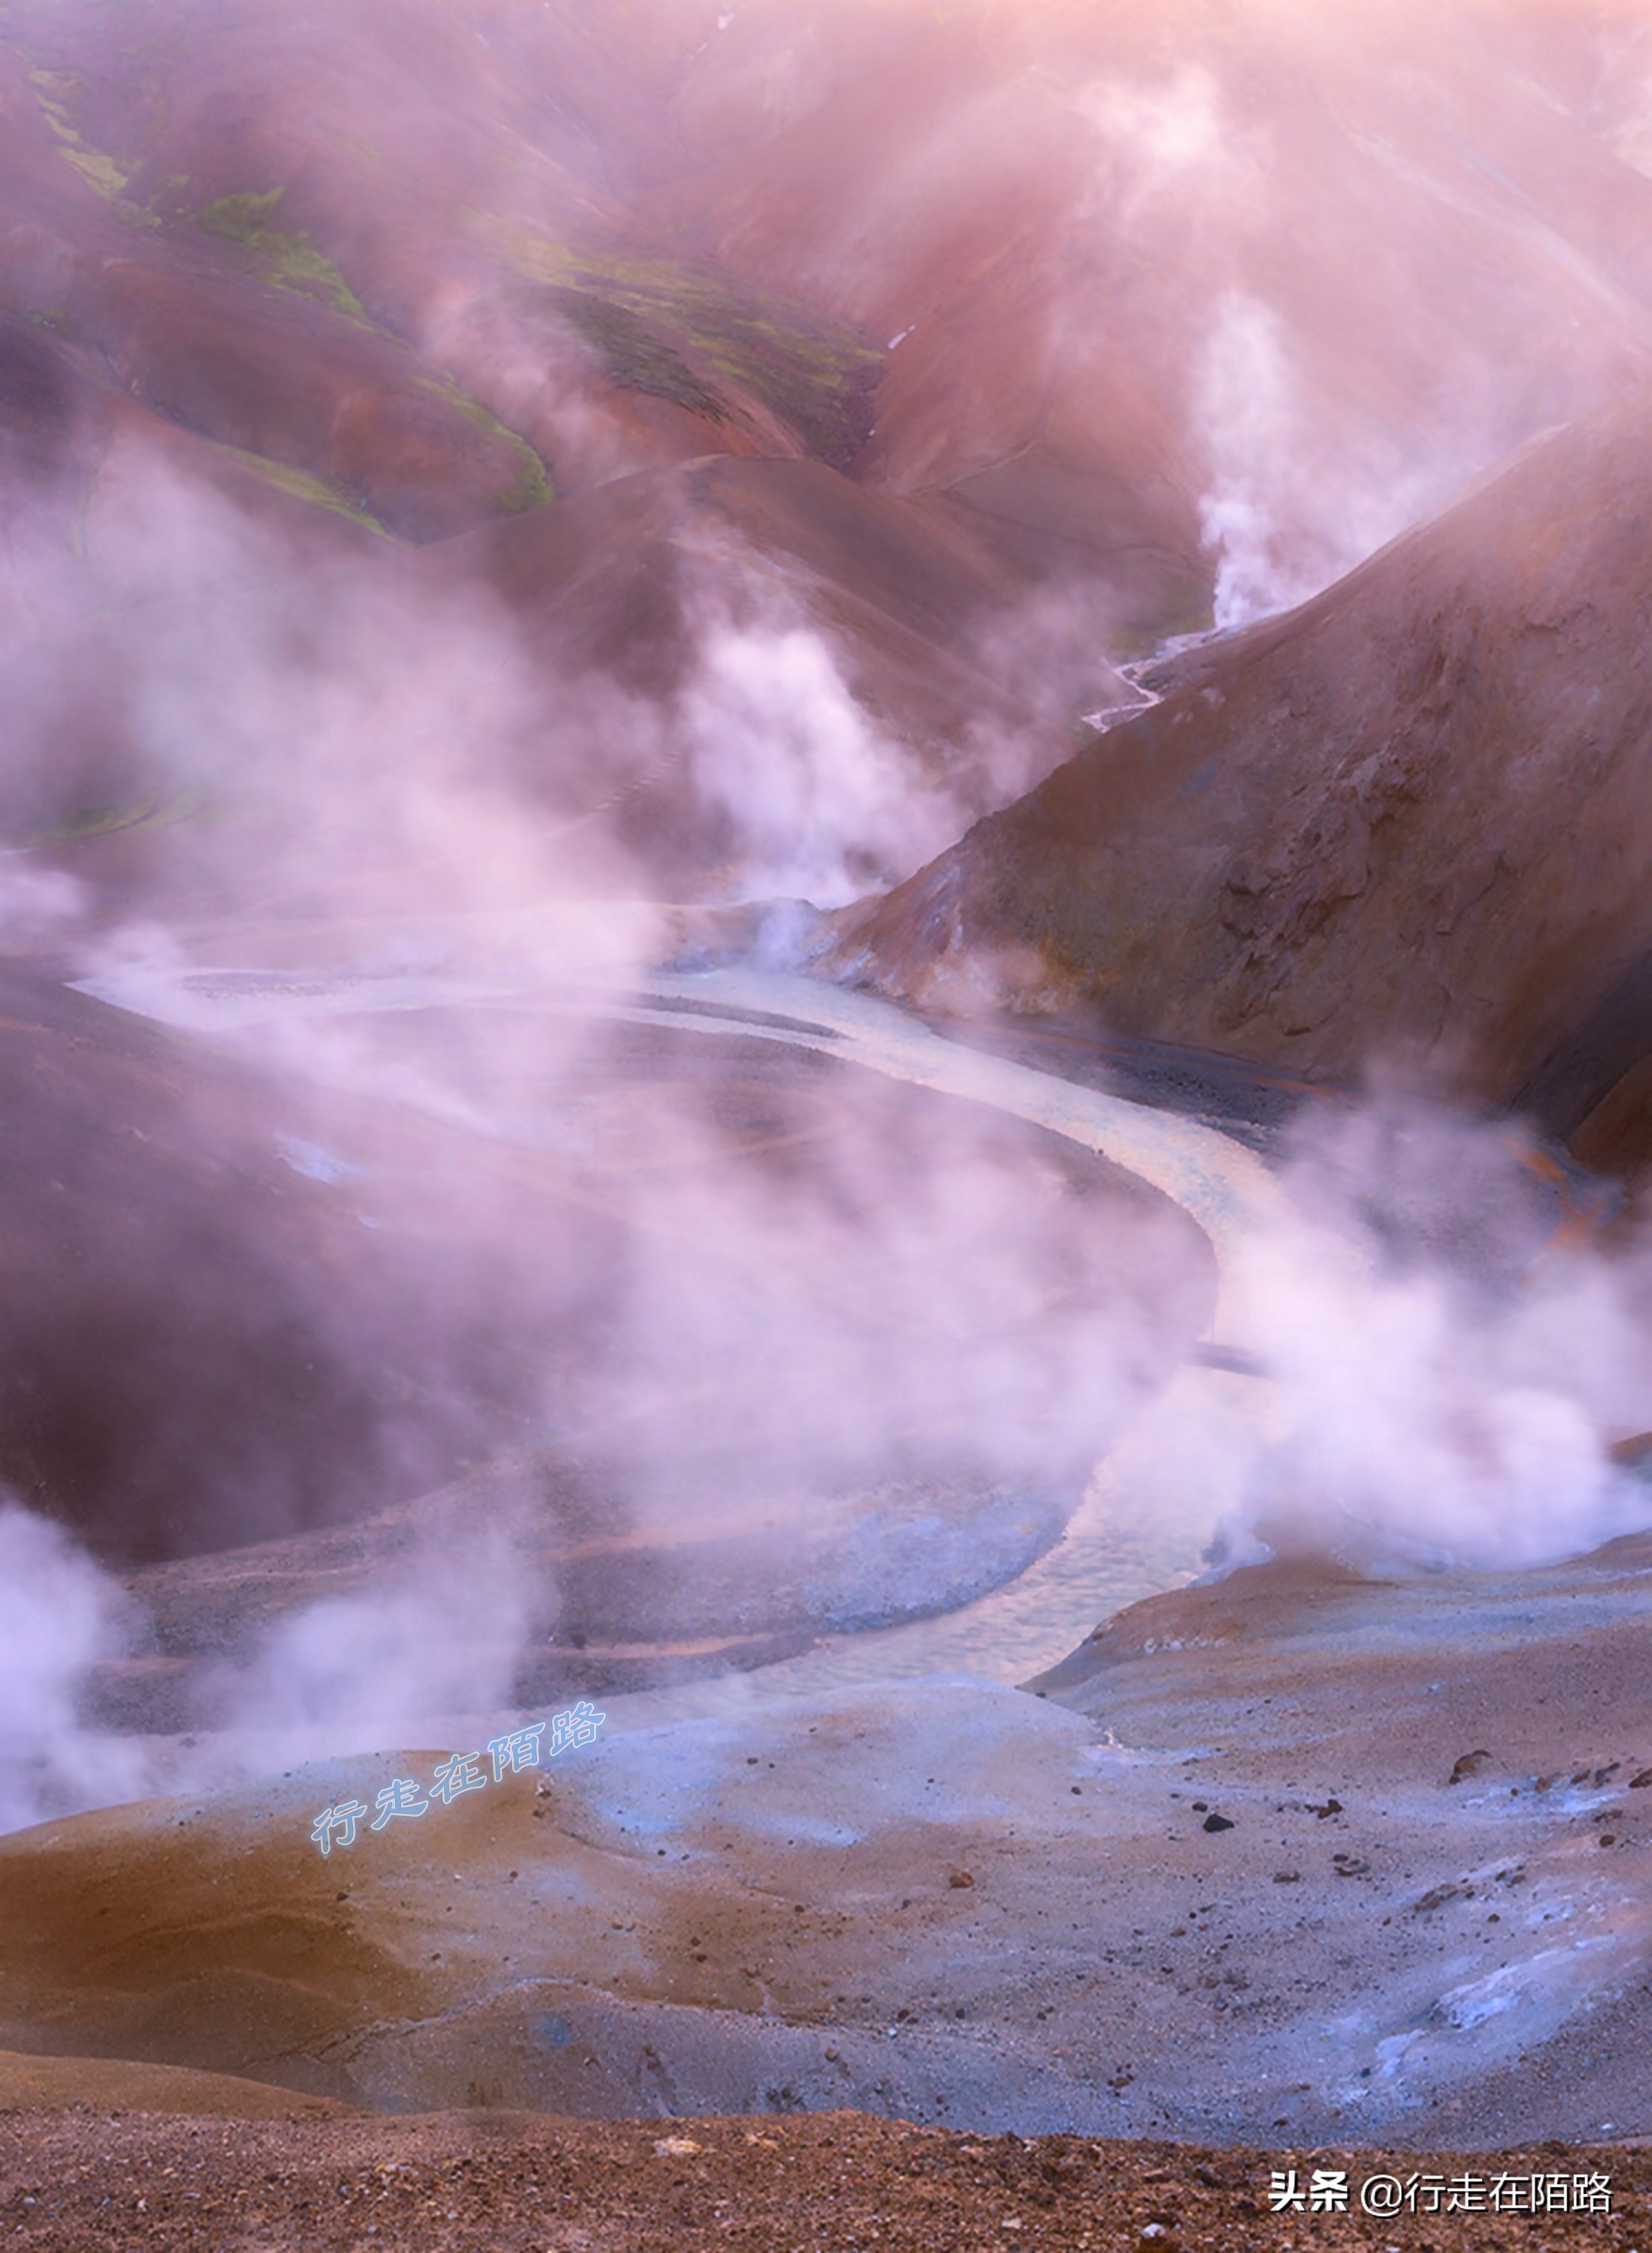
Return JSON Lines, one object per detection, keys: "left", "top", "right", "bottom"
{"left": 1448, "top": 1751, "right": 1495, "bottom": 1785}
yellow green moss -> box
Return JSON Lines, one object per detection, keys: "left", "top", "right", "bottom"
{"left": 216, "top": 445, "right": 396, "bottom": 536}
{"left": 427, "top": 382, "right": 553, "bottom": 511}
{"left": 27, "top": 65, "right": 138, "bottom": 207}
{"left": 487, "top": 223, "right": 884, "bottom": 466}
{"left": 199, "top": 188, "right": 366, "bottom": 319}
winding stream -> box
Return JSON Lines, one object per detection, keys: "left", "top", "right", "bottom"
{"left": 83, "top": 955, "right": 1328, "bottom": 1707}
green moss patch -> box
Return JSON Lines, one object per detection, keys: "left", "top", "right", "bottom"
{"left": 26, "top": 64, "right": 141, "bottom": 210}
{"left": 199, "top": 187, "right": 366, "bottom": 319}
{"left": 215, "top": 445, "right": 395, "bottom": 536}
{"left": 417, "top": 379, "right": 553, "bottom": 514}
{"left": 495, "top": 228, "right": 884, "bottom": 466}
{"left": 544, "top": 288, "right": 732, "bottom": 422}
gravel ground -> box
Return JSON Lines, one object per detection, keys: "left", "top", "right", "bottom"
{"left": 2, "top": 2107, "right": 1647, "bottom": 2251}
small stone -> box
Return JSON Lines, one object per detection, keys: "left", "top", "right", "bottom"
{"left": 1449, "top": 1750, "right": 1494, "bottom": 1784}
{"left": 1271, "top": 1870, "right": 1300, "bottom": 1884}
{"left": 1201, "top": 1813, "right": 1234, "bottom": 1833}
{"left": 948, "top": 1868, "right": 975, "bottom": 1888}
{"left": 1629, "top": 1769, "right": 1652, "bottom": 1790}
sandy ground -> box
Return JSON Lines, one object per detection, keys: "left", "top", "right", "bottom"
{"left": 1, "top": 2104, "right": 1647, "bottom": 2249}
{"left": 4, "top": 1537, "right": 1650, "bottom": 2156}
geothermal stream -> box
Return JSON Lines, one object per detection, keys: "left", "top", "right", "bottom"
{"left": 80, "top": 955, "right": 1333, "bottom": 1722}
{"left": 53, "top": 955, "right": 1652, "bottom": 2146}
{"left": 602, "top": 966, "right": 1306, "bottom": 1713}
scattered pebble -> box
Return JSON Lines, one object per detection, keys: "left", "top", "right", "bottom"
{"left": 1413, "top": 1882, "right": 1469, "bottom": 1913}
{"left": 1449, "top": 1751, "right": 1494, "bottom": 1784}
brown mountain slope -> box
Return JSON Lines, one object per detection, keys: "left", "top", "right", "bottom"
{"left": 0, "top": 31, "right": 553, "bottom": 543}
{"left": 18, "top": 0, "right": 1652, "bottom": 655}
{"left": 833, "top": 388, "right": 1652, "bottom": 1170}
{"left": 653, "top": 0, "right": 1652, "bottom": 629}
{"left": 0, "top": 0, "right": 883, "bottom": 511}
{"left": 421, "top": 453, "right": 1129, "bottom": 891}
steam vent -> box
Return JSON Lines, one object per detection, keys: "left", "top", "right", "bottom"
{"left": 0, "top": 1, "right": 1650, "bottom": 2242}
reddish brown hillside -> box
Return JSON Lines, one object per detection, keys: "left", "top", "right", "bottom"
{"left": 653, "top": 0, "right": 1652, "bottom": 629}
{"left": 836, "top": 387, "right": 1652, "bottom": 1173}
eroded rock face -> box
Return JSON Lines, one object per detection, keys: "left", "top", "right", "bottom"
{"left": 837, "top": 390, "right": 1652, "bottom": 1172}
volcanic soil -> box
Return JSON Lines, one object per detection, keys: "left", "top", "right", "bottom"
{"left": 1, "top": 2104, "right": 1647, "bottom": 2251}
{"left": 5, "top": 1537, "right": 1652, "bottom": 2158}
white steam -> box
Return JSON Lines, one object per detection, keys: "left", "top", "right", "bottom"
{"left": 0, "top": 860, "right": 83, "bottom": 938}
{"left": 1195, "top": 294, "right": 1322, "bottom": 632}
{"left": 212, "top": 1514, "right": 545, "bottom": 1741}
{"left": 0, "top": 1495, "right": 551, "bottom": 1830}
{"left": 683, "top": 623, "right": 964, "bottom": 906}
{"left": 0, "top": 1504, "right": 146, "bottom": 1833}
{"left": 3, "top": 0, "right": 1652, "bottom": 1854}
{"left": 1194, "top": 292, "right": 1439, "bottom": 632}
{"left": 1226, "top": 1097, "right": 1652, "bottom": 1570}
{"left": 579, "top": 1061, "right": 1195, "bottom": 1517}
{"left": 2, "top": 1064, "right": 1650, "bottom": 1837}
{"left": 1080, "top": 64, "right": 1266, "bottom": 225}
